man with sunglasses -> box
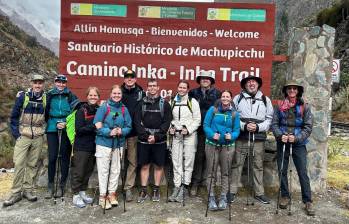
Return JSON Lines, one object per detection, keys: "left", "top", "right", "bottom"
{"left": 230, "top": 75, "right": 274, "bottom": 204}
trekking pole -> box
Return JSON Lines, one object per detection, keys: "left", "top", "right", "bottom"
{"left": 250, "top": 132, "right": 255, "bottom": 206}
{"left": 103, "top": 115, "right": 118, "bottom": 214}
{"left": 288, "top": 143, "right": 293, "bottom": 216}
{"left": 246, "top": 131, "right": 251, "bottom": 206}
{"left": 121, "top": 134, "right": 127, "bottom": 213}
{"left": 54, "top": 128, "right": 63, "bottom": 204}
{"left": 167, "top": 124, "right": 175, "bottom": 203}
{"left": 275, "top": 143, "right": 286, "bottom": 214}
{"left": 182, "top": 125, "right": 186, "bottom": 207}
{"left": 205, "top": 133, "right": 219, "bottom": 217}
{"left": 226, "top": 132, "right": 232, "bottom": 221}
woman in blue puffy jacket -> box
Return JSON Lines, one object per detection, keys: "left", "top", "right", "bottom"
{"left": 204, "top": 90, "right": 240, "bottom": 211}
{"left": 93, "top": 85, "right": 132, "bottom": 210}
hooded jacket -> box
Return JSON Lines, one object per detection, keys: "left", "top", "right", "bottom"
{"left": 73, "top": 102, "right": 98, "bottom": 152}
{"left": 134, "top": 96, "right": 172, "bottom": 144}
{"left": 121, "top": 83, "right": 146, "bottom": 138}
{"left": 271, "top": 99, "right": 313, "bottom": 146}
{"left": 188, "top": 86, "right": 221, "bottom": 132}
{"left": 203, "top": 101, "right": 240, "bottom": 145}
{"left": 232, "top": 90, "right": 273, "bottom": 141}
{"left": 10, "top": 89, "right": 46, "bottom": 139}
{"left": 93, "top": 99, "right": 132, "bottom": 149}
{"left": 46, "top": 87, "right": 79, "bottom": 133}
{"left": 170, "top": 94, "right": 201, "bottom": 134}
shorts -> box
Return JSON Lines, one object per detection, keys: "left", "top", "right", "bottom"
{"left": 137, "top": 142, "right": 167, "bottom": 167}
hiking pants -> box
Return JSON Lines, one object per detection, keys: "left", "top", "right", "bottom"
{"left": 230, "top": 139, "right": 265, "bottom": 196}
{"left": 277, "top": 143, "right": 312, "bottom": 203}
{"left": 205, "top": 144, "right": 234, "bottom": 195}
{"left": 47, "top": 131, "right": 72, "bottom": 186}
{"left": 95, "top": 145, "right": 123, "bottom": 195}
{"left": 70, "top": 151, "right": 95, "bottom": 194}
{"left": 191, "top": 131, "right": 206, "bottom": 187}
{"left": 124, "top": 136, "right": 137, "bottom": 190}
{"left": 171, "top": 132, "right": 197, "bottom": 187}
{"left": 11, "top": 135, "right": 44, "bottom": 194}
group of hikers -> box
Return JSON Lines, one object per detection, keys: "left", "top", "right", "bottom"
{"left": 3, "top": 69, "right": 315, "bottom": 216}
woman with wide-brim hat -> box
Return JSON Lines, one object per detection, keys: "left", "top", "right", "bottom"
{"left": 271, "top": 80, "right": 315, "bottom": 216}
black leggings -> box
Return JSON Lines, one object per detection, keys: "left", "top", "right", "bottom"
{"left": 47, "top": 132, "right": 72, "bottom": 186}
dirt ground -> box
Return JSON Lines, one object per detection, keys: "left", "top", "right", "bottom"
{"left": 0, "top": 178, "right": 348, "bottom": 224}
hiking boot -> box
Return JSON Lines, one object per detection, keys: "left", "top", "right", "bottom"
{"left": 279, "top": 197, "right": 290, "bottom": 209}
{"left": 3, "top": 193, "right": 22, "bottom": 207}
{"left": 125, "top": 189, "right": 133, "bottom": 202}
{"left": 228, "top": 193, "right": 236, "bottom": 203}
{"left": 108, "top": 192, "right": 119, "bottom": 206}
{"left": 79, "top": 191, "right": 93, "bottom": 204}
{"left": 45, "top": 183, "right": 54, "bottom": 199}
{"left": 73, "top": 194, "right": 86, "bottom": 208}
{"left": 305, "top": 202, "right": 315, "bottom": 216}
{"left": 22, "top": 190, "right": 38, "bottom": 202}
{"left": 152, "top": 188, "right": 160, "bottom": 202}
{"left": 168, "top": 187, "right": 180, "bottom": 202}
{"left": 99, "top": 196, "right": 112, "bottom": 210}
{"left": 218, "top": 194, "right": 228, "bottom": 210}
{"left": 255, "top": 195, "right": 271, "bottom": 204}
{"left": 137, "top": 189, "right": 148, "bottom": 203}
{"left": 190, "top": 185, "right": 198, "bottom": 197}
{"left": 208, "top": 196, "right": 218, "bottom": 211}
{"left": 175, "top": 187, "right": 189, "bottom": 203}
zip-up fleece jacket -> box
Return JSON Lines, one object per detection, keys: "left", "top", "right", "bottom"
{"left": 170, "top": 94, "right": 201, "bottom": 134}
{"left": 134, "top": 96, "right": 172, "bottom": 144}
{"left": 10, "top": 89, "right": 46, "bottom": 139}
{"left": 203, "top": 102, "right": 240, "bottom": 145}
{"left": 93, "top": 99, "right": 132, "bottom": 149}
{"left": 121, "top": 83, "right": 146, "bottom": 138}
{"left": 74, "top": 102, "right": 98, "bottom": 152}
{"left": 189, "top": 86, "right": 221, "bottom": 132}
{"left": 271, "top": 100, "right": 313, "bottom": 146}
{"left": 233, "top": 90, "right": 273, "bottom": 141}
{"left": 46, "top": 87, "right": 79, "bottom": 133}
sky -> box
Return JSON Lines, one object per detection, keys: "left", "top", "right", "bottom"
{"left": 0, "top": 0, "right": 214, "bottom": 40}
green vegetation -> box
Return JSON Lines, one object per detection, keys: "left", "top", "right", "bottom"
{"left": 317, "top": 0, "right": 349, "bottom": 28}
{"left": 327, "top": 136, "right": 349, "bottom": 189}
{"left": 0, "top": 133, "right": 14, "bottom": 168}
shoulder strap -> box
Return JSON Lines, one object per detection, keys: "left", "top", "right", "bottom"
{"left": 121, "top": 104, "right": 125, "bottom": 118}
{"left": 187, "top": 97, "right": 193, "bottom": 114}
{"left": 22, "top": 92, "right": 29, "bottom": 109}
{"left": 159, "top": 98, "right": 164, "bottom": 119}
{"left": 237, "top": 92, "right": 244, "bottom": 105}
{"left": 262, "top": 95, "right": 267, "bottom": 107}
{"left": 102, "top": 103, "right": 111, "bottom": 122}
{"left": 141, "top": 101, "right": 146, "bottom": 120}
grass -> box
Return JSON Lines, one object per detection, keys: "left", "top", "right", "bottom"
{"left": 327, "top": 136, "right": 349, "bottom": 190}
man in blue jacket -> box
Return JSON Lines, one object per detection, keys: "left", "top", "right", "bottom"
{"left": 4, "top": 74, "right": 46, "bottom": 207}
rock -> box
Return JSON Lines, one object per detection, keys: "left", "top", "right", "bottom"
{"left": 322, "top": 24, "right": 336, "bottom": 34}
{"left": 344, "top": 184, "right": 349, "bottom": 191}
{"left": 346, "top": 198, "right": 349, "bottom": 209}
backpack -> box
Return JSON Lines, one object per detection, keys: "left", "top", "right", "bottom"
{"left": 237, "top": 92, "right": 267, "bottom": 107}
{"left": 22, "top": 91, "right": 47, "bottom": 110}
{"left": 66, "top": 107, "right": 95, "bottom": 145}
{"left": 141, "top": 97, "right": 165, "bottom": 119}
{"left": 102, "top": 102, "right": 126, "bottom": 121}
{"left": 170, "top": 96, "right": 193, "bottom": 114}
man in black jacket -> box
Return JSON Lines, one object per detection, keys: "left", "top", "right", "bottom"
{"left": 188, "top": 71, "right": 221, "bottom": 196}
{"left": 134, "top": 79, "right": 172, "bottom": 203}
{"left": 121, "top": 70, "right": 146, "bottom": 201}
